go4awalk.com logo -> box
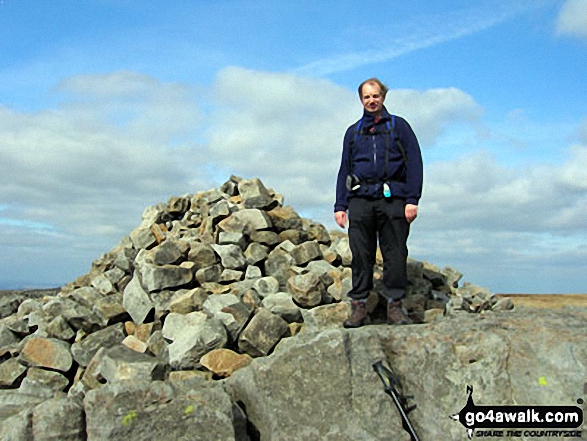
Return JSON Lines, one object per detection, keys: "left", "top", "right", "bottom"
{"left": 450, "top": 386, "right": 584, "bottom": 439}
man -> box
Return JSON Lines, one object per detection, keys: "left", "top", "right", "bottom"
{"left": 335, "top": 78, "right": 423, "bottom": 328}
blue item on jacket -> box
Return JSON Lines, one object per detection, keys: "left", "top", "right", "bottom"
{"left": 334, "top": 105, "right": 423, "bottom": 212}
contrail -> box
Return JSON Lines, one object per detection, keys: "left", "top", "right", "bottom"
{"left": 294, "top": 0, "right": 557, "bottom": 77}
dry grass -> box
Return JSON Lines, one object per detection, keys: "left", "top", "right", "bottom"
{"left": 497, "top": 294, "right": 587, "bottom": 309}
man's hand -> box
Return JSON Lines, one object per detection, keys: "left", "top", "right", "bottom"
{"left": 335, "top": 211, "right": 348, "bottom": 228}
{"left": 405, "top": 204, "right": 418, "bottom": 224}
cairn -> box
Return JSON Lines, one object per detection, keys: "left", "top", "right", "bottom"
{"left": 0, "top": 176, "right": 512, "bottom": 435}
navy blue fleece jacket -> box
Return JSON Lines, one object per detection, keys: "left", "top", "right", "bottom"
{"left": 334, "top": 106, "right": 423, "bottom": 212}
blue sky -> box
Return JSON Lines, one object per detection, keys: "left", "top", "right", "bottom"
{"left": 1, "top": 0, "right": 586, "bottom": 293}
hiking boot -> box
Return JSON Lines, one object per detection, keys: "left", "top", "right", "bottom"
{"left": 387, "top": 299, "right": 412, "bottom": 325}
{"left": 343, "top": 300, "right": 368, "bottom": 328}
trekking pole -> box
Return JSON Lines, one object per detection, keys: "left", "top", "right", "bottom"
{"left": 373, "top": 360, "right": 421, "bottom": 441}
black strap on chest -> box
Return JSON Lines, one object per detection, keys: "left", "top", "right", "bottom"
{"left": 349, "top": 115, "right": 407, "bottom": 181}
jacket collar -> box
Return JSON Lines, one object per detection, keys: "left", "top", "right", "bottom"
{"left": 361, "top": 105, "right": 391, "bottom": 128}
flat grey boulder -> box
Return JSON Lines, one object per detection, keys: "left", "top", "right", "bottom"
{"left": 83, "top": 379, "right": 244, "bottom": 441}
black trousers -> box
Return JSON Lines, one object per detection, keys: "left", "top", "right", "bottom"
{"left": 348, "top": 197, "right": 410, "bottom": 301}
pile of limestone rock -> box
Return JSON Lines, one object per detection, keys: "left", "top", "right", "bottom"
{"left": 0, "top": 176, "right": 513, "bottom": 399}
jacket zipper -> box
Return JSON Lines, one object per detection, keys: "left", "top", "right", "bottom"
{"left": 372, "top": 135, "right": 377, "bottom": 174}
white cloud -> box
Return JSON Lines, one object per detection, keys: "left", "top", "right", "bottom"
{"left": 556, "top": 0, "right": 587, "bottom": 40}
{"left": 0, "top": 71, "right": 208, "bottom": 248}
{"left": 205, "top": 67, "right": 483, "bottom": 213}
{"left": 387, "top": 88, "right": 484, "bottom": 146}
{"left": 422, "top": 144, "right": 587, "bottom": 233}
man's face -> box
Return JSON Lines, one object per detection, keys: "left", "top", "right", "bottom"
{"left": 360, "top": 82, "right": 385, "bottom": 115}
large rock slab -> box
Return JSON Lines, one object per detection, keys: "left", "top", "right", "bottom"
{"left": 226, "top": 308, "right": 587, "bottom": 440}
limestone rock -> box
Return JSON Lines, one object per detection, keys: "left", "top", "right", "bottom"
{"left": 300, "top": 302, "right": 350, "bottom": 332}
{"left": 166, "top": 196, "right": 191, "bottom": 218}
{"left": 211, "top": 244, "right": 247, "bottom": 270}
{"left": 92, "top": 293, "right": 129, "bottom": 325}
{"left": 203, "top": 293, "right": 240, "bottom": 315}
{"left": 252, "top": 276, "right": 280, "bottom": 299}
{"left": 196, "top": 264, "right": 223, "bottom": 284}
{"left": 83, "top": 380, "right": 243, "bottom": 441}
{"left": 162, "top": 312, "right": 227, "bottom": 369}
{"left": 330, "top": 236, "right": 352, "bottom": 266}
{"left": 290, "top": 240, "right": 322, "bottom": 266}
{"left": 122, "top": 275, "right": 154, "bottom": 324}
{"left": 71, "top": 323, "right": 126, "bottom": 367}
{"left": 218, "top": 231, "right": 248, "bottom": 249}
{"left": 0, "top": 357, "right": 27, "bottom": 387}
{"left": 200, "top": 348, "right": 253, "bottom": 378}
{"left": 244, "top": 242, "right": 268, "bottom": 266}
{"left": 238, "top": 177, "right": 274, "bottom": 209}
{"left": 304, "top": 221, "right": 331, "bottom": 244}
{"left": 249, "top": 230, "right": 280, "bottom": 247}
{"left": 218, "top": 208, "right": 272, "bottom": 234}
{"left": 0, "top": 324, "right": 19, "bottom": 348}
{"left": 150, "top": 239, "right": 189, "bottom": 265}
{"left": 19, "top": 367, "right": 69, "bottom": 399}
{"left": 42, "top": 297, "right": 102, "bottom": 333}
{"left": 220, "top": 302, "right": 253, "bottom": 339}
{"left": 238, "top": 308, "right": 288, "bottom": 357}
{"left": 287, "top": 272, "right": 325, "bottom": 308}
{"left": 32, "top": 397, "right": 86, "bottom": 441}
{"left": 227, "top": 308, "right": 587, "bottom": 440}
{"left": 137, "top": 262, "right": 194, "bottom": 293}
{"left": 219, "top": 268, "right": 244, "bottom": 283}
{"left": 167, "top": 287, "right": 208, "bottom": 314}
{"left": 45, "top": 315, "right": 76, "bottom": 341}
{"left": 187, "top": 241, "right": 218, "bottom": 269}
{"left": 98, "top": 344, "right": 167, "bottom": 383}
{"left": 264, "top": 248, "right": 296, "bottom": 287}
{"left": 209, "top": 199, "right": 237, "bottom": 224}
{"left": 244, "top": 265, "right": 262, "bottom": 279}
{"left": 19, "top": 337, "right": 72, "bottom": 373}
{"left": 0, "top": 391, "right": 45, "bottom": 439}
{"left": 261, "top": 292, "right": 302, "bottom": 323}
{"left": 129, "top": 226, "right": 157, "bottom": 250}
{"left": 266, "top": 205, "right": 302, "bottom": 231}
